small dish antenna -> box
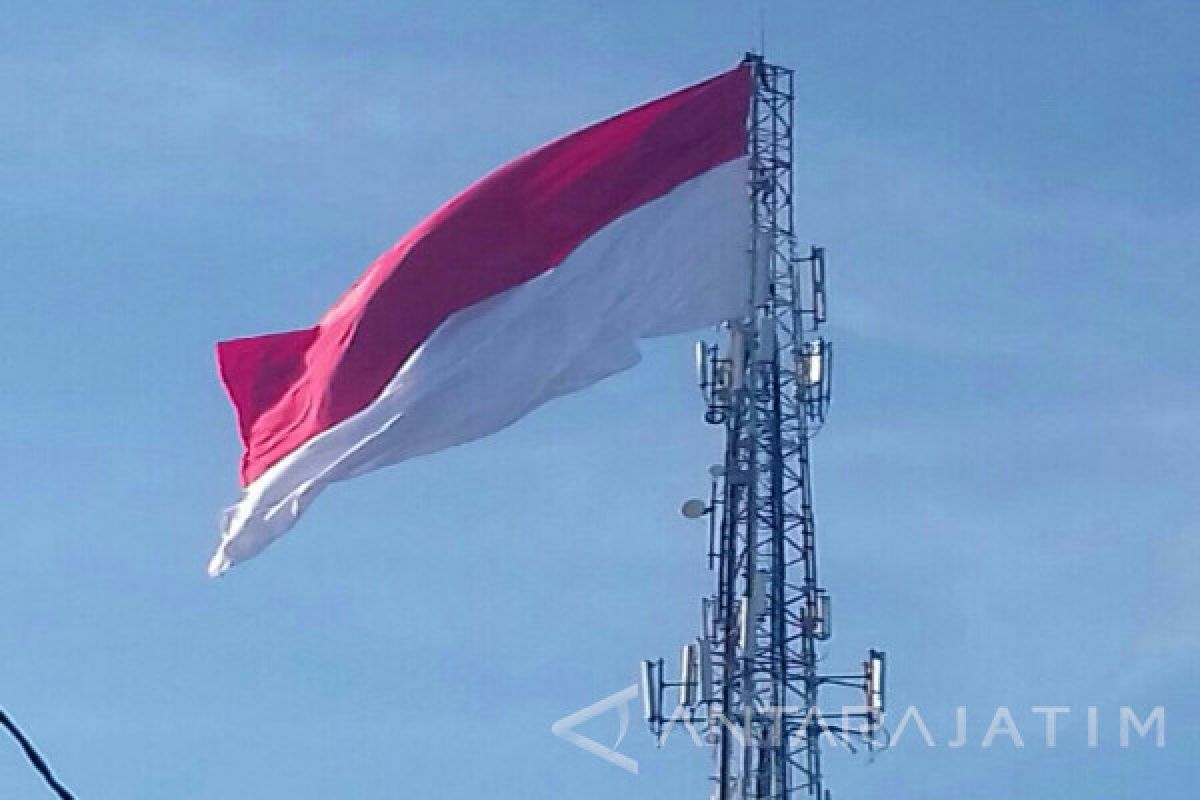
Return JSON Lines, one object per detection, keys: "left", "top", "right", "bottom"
{"left": 681, "top": 499, "right": 708, "bottom": 519}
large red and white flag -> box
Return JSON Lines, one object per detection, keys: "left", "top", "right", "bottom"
{"left": 210, "top": 63, "right": 753, "bottom": 575}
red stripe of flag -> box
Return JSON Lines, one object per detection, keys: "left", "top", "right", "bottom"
{"left": 218, "top": 63, "right": 751, "bottom": 486}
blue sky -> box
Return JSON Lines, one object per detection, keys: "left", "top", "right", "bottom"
{"left": 1, "top": 1, "right": 1197, "bottom": 797}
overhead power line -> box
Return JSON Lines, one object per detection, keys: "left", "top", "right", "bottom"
{"left": 0, "top": 708, "right": 76, "bottom": 800}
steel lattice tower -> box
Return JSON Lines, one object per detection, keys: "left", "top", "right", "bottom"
{"left": 642, "top": 55, "right": 885, "bottom": 800}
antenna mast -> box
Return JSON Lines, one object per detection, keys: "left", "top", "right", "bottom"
{"left": 642, "top": 55, "right": 886, "bottom": 800}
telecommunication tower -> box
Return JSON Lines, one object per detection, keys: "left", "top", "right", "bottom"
{"left": 640, "top": 55, "right": 887, "bottom": 800}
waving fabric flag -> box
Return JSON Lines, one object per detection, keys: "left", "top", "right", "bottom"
{"left": 210, "top": 63, "right": 753, "bottom": 575}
